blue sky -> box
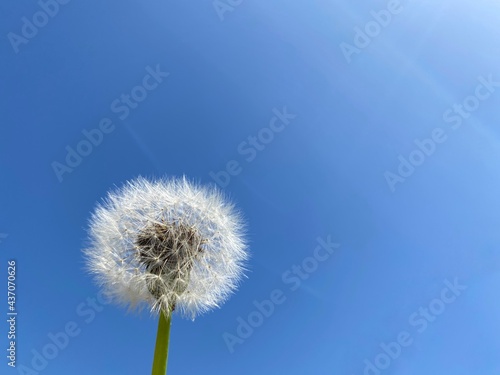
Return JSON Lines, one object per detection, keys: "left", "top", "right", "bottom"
{"left": 2, "top": 0, "right": 500, "bottom": 374}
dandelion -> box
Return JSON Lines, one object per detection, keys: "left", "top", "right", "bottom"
{"left": 84, "top": 176, "right": 248, "bottom": 374}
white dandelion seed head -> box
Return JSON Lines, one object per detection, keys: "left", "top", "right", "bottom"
{"left": 84, "top": 176, "right": 248, "bottom": 319}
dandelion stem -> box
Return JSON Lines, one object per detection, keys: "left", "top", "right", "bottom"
{"left": 151, "top": 309, "right": 172, "bottom": 375}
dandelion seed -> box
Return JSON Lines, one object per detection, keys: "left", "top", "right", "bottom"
{"left": 84, "top": 176, "right": 248, "bottom": 374}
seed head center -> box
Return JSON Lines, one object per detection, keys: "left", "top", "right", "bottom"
{"left": 135, "top": 222, "right": 205, "bottom": 307}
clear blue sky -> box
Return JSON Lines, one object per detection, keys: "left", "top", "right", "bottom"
{"left": 2, "top": 1, "right": 500, "bottom": 374}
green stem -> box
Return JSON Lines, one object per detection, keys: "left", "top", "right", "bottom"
{"left": 151, "top": 309, "right": 172, "bottom": 375}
